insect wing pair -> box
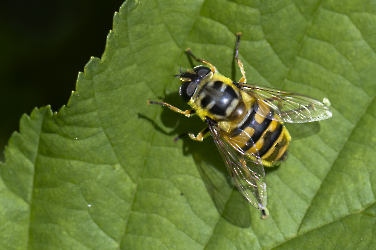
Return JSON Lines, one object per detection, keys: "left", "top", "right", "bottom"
{"left": 206, "top": 84, "right": 332, "bottom": 217}
{"left": 148, "top": 33, "right": 332, "bottom": 218}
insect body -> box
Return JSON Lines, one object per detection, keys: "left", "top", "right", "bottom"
{"left": 148, "top": 33, "right": 332, "bottom": 218}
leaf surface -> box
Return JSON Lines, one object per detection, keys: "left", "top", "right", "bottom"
{"left": 1, "top": 0, "right": 376, "bottom": 249}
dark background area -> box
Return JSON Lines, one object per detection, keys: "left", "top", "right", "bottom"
{"left": 0, "top": 0, "right": 124, "bottom": 161}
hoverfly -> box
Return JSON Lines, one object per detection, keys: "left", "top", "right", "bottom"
{"left": 148, "top": 33, "right": 332, "bottom": 218}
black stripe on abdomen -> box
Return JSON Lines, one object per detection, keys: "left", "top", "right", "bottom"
{"left": 263, "top": 130, "right": 289, "bottom": 162}
{"left": 235, "top": 110, "right": 271, "bottom": 152}
{"left": 258, "top": 123, "right": 283, "bottom": 157}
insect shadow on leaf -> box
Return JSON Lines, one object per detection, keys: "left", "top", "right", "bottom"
{"left": 145, "top": 33, "right": 331, "bottom": 222}
{"left": 141, "top": 90, "right": 253, "bottom": 227}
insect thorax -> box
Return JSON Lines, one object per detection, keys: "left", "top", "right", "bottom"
{"left": 192, "top": 75, "right": 252, "bottom": 124}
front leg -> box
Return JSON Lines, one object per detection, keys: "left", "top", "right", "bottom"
{"left": 235, "top": 33, "right": 247, "bottom": 84}
{"left": 188, "top": 126, "right": 210, "bottom": 142}
{"left": 186, "top": 48, "right": 217, "bottom": 74}
{"left": 173, "top": 127, "right": 210, "bottom": 142}
{"left": 147, "top": 100, "right": 195, "bottom": 117}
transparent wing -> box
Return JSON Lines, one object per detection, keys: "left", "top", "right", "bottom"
{"left": 239, "top": 84, "right": 332, "bottom": 123}
{"left": 206, "top": 119, "right": 267, "bottom": 210}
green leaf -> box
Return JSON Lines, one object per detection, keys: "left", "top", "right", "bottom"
{"left": 1, "top": 0, "right": 376, "bottom": 249}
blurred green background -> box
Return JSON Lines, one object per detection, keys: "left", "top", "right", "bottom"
{"left": 0, "top": 0, "right": 124, "bottom": 161}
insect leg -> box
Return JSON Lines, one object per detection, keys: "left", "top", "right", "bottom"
{"left": 147, "top": 100, "right": 195, "bottom": 117}
{"left": 188, "top": 126, "right": 210, "bottom": 142}
{"left": 185, "top": 48, "right": 217, "bottom": 73}
{"left": 235, "top": 32, "right": 247, "bottom": 84}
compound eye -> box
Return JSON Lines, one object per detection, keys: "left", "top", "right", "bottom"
{"left": 187, "top": 82, "right": 197, "bottom": 96}
{"left": 193, "top": 66, "right": 211, "bottom": 78}
{"left": 179, "top": 81, "right": 198, "bottom": 103}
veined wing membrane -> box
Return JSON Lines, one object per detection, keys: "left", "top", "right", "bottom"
{"left": 239, "top": 84, "right": 332, "bottom": 123}
{"left": 206, "top": 119, "right": 267, "bottom": 210}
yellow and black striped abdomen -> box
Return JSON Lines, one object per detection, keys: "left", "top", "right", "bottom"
{"left": 228, "top": 103, "right": 291, "bottom": 167}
